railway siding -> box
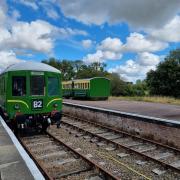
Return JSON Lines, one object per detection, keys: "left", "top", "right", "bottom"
{"left": 63, "top": 102, "right": 180, "bottom": 149}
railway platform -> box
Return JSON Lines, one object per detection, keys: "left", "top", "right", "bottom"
{"left": 0, "top": 116, "right": 44, "bottom": 180}
{"left": 63, "top": 99, "right": 180, "bottom": 121}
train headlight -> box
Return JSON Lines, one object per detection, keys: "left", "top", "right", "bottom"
{"left": 14, "top": 104, "right": 20, "bottom": 110}
{"left": 53, "top": 103, "right": 58, "bottom": 108}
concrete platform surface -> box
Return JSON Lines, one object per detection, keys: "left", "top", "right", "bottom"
{"left": 64, "top": 99, "right": 180, "bottom": 121}
{"left": 0, "top": 117, "right": 44, "bottom": 180}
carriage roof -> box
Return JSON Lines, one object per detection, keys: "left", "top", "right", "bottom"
{"left": 73, "top": 77, "right": 110, "bottom": 82}
{"left": 62, "top": 77, "right": 110, "bottom": 84}
{"left": 2, "top": 61, "right": 60, "bottom": 74}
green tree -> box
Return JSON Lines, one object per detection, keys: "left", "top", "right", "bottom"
{"left": 146, "top": 49, "right": 180, "bottom": 97}
{"left": 106, "top": 73, "right": 127, "bottom": 96}
{"left": 42, "top": 59, "right": 128, "bottom": 96}
{"left": 42, "top": 58, "right": 75, "bottom": 80}
{"left": 59, "top": 60, "right": 75, "bottom": 80}
{"left": 76, "top": 62, "right": 108, "bottom": 79}
{"left": 42, "top": 57, "right": 60, "bottom": 69}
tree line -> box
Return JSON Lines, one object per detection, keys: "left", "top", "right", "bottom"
{"left": 42, "top": 49, "right": 180, "bottom": 98}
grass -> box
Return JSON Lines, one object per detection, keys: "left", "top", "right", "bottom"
{"left": 109, "top": 96, "right": 180, "bottom": 105}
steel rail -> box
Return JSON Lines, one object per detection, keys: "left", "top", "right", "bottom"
{"left": 63, "top": 113, "right": 180, "bottom": 153}
{"left": 18, "top": 133, "right": 119, "bottom": 180}
{"left": 61, "top": 115, "right": 180, "bottom": 174}
{"left": 18, "top": 136, "right": 53, "bottom": 180}
{"left": 46, "top": 131, "right": 119, "bottom": 180}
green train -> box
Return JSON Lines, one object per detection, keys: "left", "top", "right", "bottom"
{"left": 0, "top": 61, "right": 62, "bottom": 132}
{"left": 62, "top": 77, "right": 110, "bottom": 99}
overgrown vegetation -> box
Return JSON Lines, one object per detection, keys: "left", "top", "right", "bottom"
{"left": 110, "top": 96, "right": 180, "bottom": 105}
{"left": 146, "top": 49, "right": 180, "bottom": 98}
{"left": 42, "top": 48, "right": 180, "bottom": 101}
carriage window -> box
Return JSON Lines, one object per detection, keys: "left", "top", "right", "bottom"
{"left": 12, "top": 76, "right": 26, "bottom": 96}
{"left": 48, "top": 77, "right": 59, "bottom": 96}
{"left": 31, "top": 76, "right": 44, "bottom": 96}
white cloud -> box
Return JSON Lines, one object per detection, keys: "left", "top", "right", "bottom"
{"left": 98, "top": 37, "right": 122, "bottom": 52}
{"left": 38, "top": 1, "right": 60, "bottom": 20}
{"left": 109, "top": 52, "right": 160, "bottom": 82}
{"left": 0, "top": 9, "right": 87, "bottom": 53}
{"left": 150, "top": 15, "right": 180, "bottom": 42}
{"left": 46, "top": 8, "right": 59, "bottom": 20}
{"left": 0, "top": 0, "right": 7, "bottom": 27}
{"left": 0, "top": 28, "right": 11, "bottom": 45}
{"left": 83, "top": 34, "right": 166, "bottom": 64}
{"left": 137, "top": 52, "right": 160, "bottom": 66}
{"left": 17, "top": 0, "right": 38, "bottom": 10}
{"left": 58, "top": 0, "right": 180, "bottom": 28}
{"left": 83, "top": 50, "right": 122, "bottom": 63}
{"left": 0, "top": 20, "right": 54, "bottom": 53}
{"left": 103, "top": 50, "right": 122, "bottom": 60}
{"left": 83, "top": 33, "right": 168, "bottom": 64}
{"left": 83, "top": 37, "right": 123, "bottom": 63}
{"left": 0, "top": 51, "right": 24, "bottom": 72}
{"left": 61, "top": 28, "right": 87, "bottom": 36}
{"left": 123, "top": 33, "right": 168, "bottom": 52}
{"left": 82, "top": 39, "right": 93, "bottom": 48}
{"left": 11, "top": 10, "right": 21, "bottom": 20}
{"left": 83, "top": 50, "right": 104, "bottom": 63}
{"left": 15, "top": 0, "right": 61, "bottom": 20}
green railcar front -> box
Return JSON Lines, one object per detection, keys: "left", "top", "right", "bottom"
{"left": 0, "top": 61, "right": 62, "bottom": 132}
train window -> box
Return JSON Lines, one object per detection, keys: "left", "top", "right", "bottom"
{"left": 31, "top": 76, "right": 44, "bottom": 96}
{"left": 12, "top": 76, "right": 26, "bottom": 96}
{"left": 48, "top": 77, "right": 59, "bottom": 96}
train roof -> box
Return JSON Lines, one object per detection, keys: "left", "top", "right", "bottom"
{"left": 62, "top": 77, "right": 110, "bottom": 84}
{"left": 2, "top": 61, "right": 60, "bottom": 74}
{"left": 73, "top": 77, "right": 110, "bottom": 81}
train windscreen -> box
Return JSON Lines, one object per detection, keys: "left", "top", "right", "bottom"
{"left": 12, "top": 76, "right": 26, "bottom": 96}
{"left": 30, "top": 76, "right": 45, "bottom": 96}
{"left": 48, "top": 77, "right": 59, "bottom": 96}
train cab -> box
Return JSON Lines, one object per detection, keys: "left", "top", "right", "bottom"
{"left": 0, "top": 61, "right": 62, "bottom": 132}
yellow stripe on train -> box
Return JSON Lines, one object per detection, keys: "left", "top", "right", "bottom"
{"left": 7, "top": 100, "right": 29, "bottom": 109}
{"left": 46, "top": 98, "right": 62, "bottom": 107}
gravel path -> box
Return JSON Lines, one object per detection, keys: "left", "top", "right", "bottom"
{"left": 64, "top": 99, "right": 180, "bottom": 121}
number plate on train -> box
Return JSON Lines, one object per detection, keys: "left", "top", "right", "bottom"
{"left": 32, "top": 99, "right": 43, "bottom": 109}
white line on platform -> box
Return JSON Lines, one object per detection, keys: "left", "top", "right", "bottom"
{"left": 0, "top": 116, "right": 45, "bottom": 180}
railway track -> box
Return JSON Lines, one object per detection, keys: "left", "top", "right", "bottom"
{"left": 59, "top": 113, "right": 180, "bottom": 178}
{"left": 18, "top": 132, "right": 119, "bottom": 180}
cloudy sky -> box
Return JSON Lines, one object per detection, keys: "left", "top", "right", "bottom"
{"left": 0, "top": 0, "right": 180, "bottom": 82}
